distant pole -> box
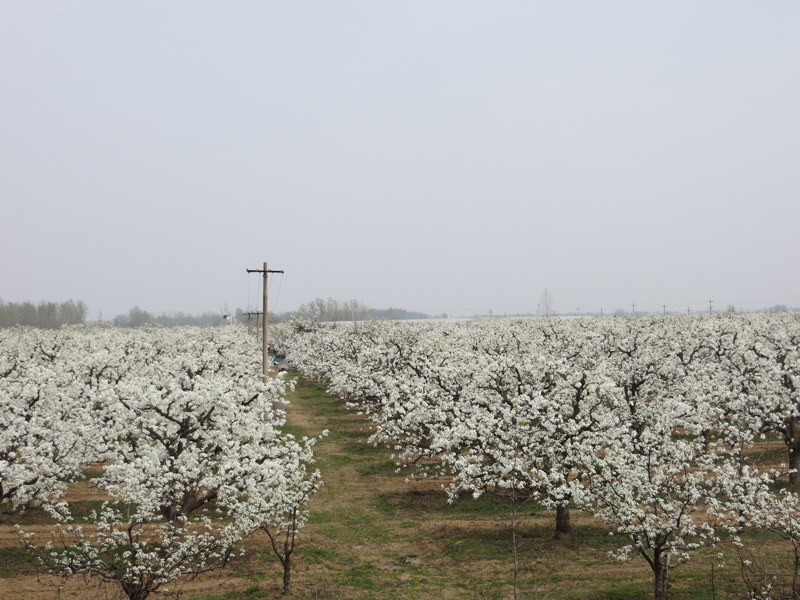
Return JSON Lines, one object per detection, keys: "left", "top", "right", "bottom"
{"left": 663, "top": 305, "right": 667, "bottom": 316}
{"left": 263, "top": 262, "right": 268, "bottom": 377}
{"left": 246, "top": 262, "right": 284, "bottom": 381}
{"left": 708, "top": 299, "right": 713, "bottom": 314}
{"left": 244, "top": 312, "right": 263, "bottom": 340}
{"left": 632, "top": 302, "right": 636, "bottom": 316}
{"left": 687, "top": 307, "right": 691, "bottom": 315}
{"left": 600, "top": 308, "right": 603, "bottom": 317}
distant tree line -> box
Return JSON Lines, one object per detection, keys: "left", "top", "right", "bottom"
{"left": 0, "top": 299, "right": 88, "bottom": 328}
{"left": 113, "top": 306, "right": 234, "bottom": 328}
{"left": 285, "top": 297, "right": 430, "bottom": 323}
{"left": 112, "top": 300, "right": 433, "bottom": 328}
{"left": 0, "top": 296, "right": 433, "bottom": 330}
{"left": 5, "top": 295, "right": 793, "bottom": 330}
{"left": 367, "top": 307, "right": 432, "bottom": 320}
{"left": 293, "top": 298, "right": 371, "bottom": 322}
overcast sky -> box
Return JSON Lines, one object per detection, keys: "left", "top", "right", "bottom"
{"left": 2, "top": 1, "right": 798, "bottom": 319}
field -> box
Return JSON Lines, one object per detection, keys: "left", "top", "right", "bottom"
{"left": 2, "top": 373, "right": 795, "bottom": 600}
{"left": 3, "top": 314, "right": 800, "bottom": 600}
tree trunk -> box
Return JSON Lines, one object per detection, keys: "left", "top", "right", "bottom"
{"left": 122, "top": 583, "right": 150, "bottom": 600}
{"left": 790, "top": 444, "right": 800, "bottom": 487}
{"left": 785, "top": 416, "right": 800, "bottom": 487}
{"left": 554, "top": 504, "right": 571, "bottom": 540}
{"left": 282, "top": 552, "right": 292, "bottom": 596}
{"left": 653, "top": 551, "right": 671, "bottom": 600}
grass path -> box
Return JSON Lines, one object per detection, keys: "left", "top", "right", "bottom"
{"left": 228, "top": 375, "right": 659, "bottom": 600}
{"left": 272, "top": 375, "right": 478, "bottom": 599}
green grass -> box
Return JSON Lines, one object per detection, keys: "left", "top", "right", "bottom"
{"left": 344, "top": 440, "right": 386, "bottom": 457}
{"left": 374, "top": 487, "right": 544, "bottom": 519}
{"left": 563, "top": 582, "right": 651, "bottom": 600}
{"left": 79, "top": 465, "right": 105, "bottom": 480}
{"left": 68, "top": 500, "right": 140, "bottom": 522}
{"left": 299, "top": 546, "right": 338, "bottom": 564}
{"left": 337, "top": 558, "right": 380, "bottom": 590}
{"left": 291, "top": 376, "right": 335, "bottom": 407}
{"left": 185, "top": 586, "right": 269, "bottom": 600}
{"left": 440, "top": 531, "right": 513, "bottom": 561}
{"left": 307, "top": 504, "right": 379, "bottom": 527}
{"left": 357, "top": 458, "right": 398, "bottom": 476}
{"left": 278, "top": 423, "right": 309, "bottom": 439}
{"left": 448, "top": 493, "right": 545, "bottom": 518}
{"left": 0, "top": 547, "right": 35, "bottom": 577}
{"left": 1, "top": 505, "right": 53, "bottom": 525}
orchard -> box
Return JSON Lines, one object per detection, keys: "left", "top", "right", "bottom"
{"left": 274, "top": 312, "right": 800, "bottom": 600}
{"left": 2, "top": 313, "right": 799, "bottom": 599}
{"left": 1, "top": 324, "right": 323, "bottom": 599}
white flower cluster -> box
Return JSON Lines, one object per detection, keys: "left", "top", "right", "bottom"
{"left": 1, "top": 323, "right": 323, "bottom": 599}
{"left": 275, "top": 312, "right": 799, "bottom": 599}
{"left": 1, "top": 327, "right": 96, "bottom": 518}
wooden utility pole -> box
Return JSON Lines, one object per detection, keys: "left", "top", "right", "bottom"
{"left": 246, "top": 262, "right": 284, "bottom": 381}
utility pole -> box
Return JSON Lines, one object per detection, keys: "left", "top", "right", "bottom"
{"left": 708, "top": 299, "right": 714, "bottom": 314}
{"left": 246, "top": 262, "right": 284, "bottom": 381}
{"left": 663, "top": 305, "right": 667, "bottom": 316}
{"left": 631, "top": 302, "right": 636, "bottom": 316}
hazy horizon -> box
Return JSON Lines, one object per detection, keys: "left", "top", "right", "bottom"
{"left": 3, "top": 2, "right": 798, "bottom": 319}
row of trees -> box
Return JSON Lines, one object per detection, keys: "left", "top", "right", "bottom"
{"left": 0, "top": 297, "right": 433, "bottom": 329}
{"left": 0, "top": 298, "right": 88, "bottom": 328}
{"left": 113, "top": 300, "right": 433, "bottom": 328}
{"left": 273, "top": 313, "right": 800, "bottom": 600}
{"left": 113, "top": 299, "right": 434, "bottom": 328}
{"left": 112, "top": 306, "right": 235, "bottom": 327}
{"left": 0, "top": 324, "right": 324, "bottom": 598}
{"left": 290, "top": 297, "right": 431, "bottom": 322}
{"left": 0, "top": 299, "right": 229, "bottom": 329}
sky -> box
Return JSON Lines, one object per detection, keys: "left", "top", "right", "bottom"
{"left": 2, "top": 1, "right": 799, "bottom": 319}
